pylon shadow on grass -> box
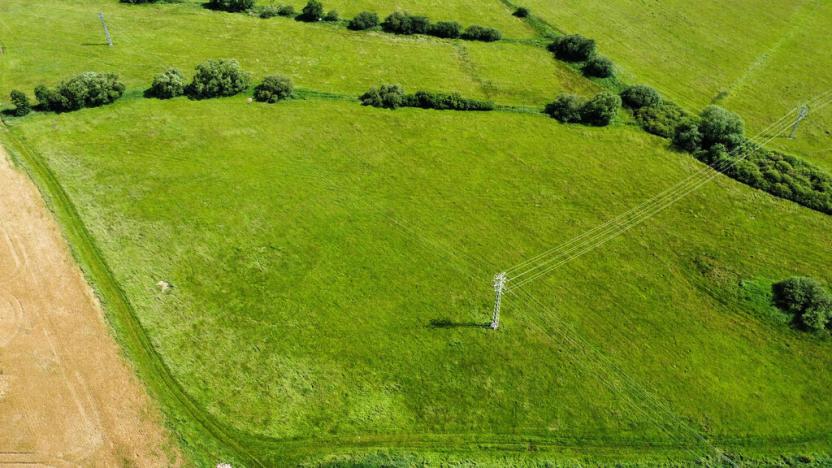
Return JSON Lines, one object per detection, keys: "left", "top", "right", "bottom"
{"left": 428, "top": 318, "right": 490, "bottom": 329}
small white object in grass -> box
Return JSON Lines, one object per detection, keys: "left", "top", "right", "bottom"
{"left": 217, "top": 464, "right": 232, "bottom": 468}
{"left": 156, "top": 280, "right": 172, "bottom": 293}
{"left": 247, "top": 97, "right": 253, "bottom": 104}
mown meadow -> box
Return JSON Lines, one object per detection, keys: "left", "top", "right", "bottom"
{"left": 1, "top": 0, "right": 831, "bottom": 465}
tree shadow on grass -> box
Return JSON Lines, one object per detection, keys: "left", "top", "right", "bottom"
{"left": 428, "top": 318, "right": 490, "bottom": 329}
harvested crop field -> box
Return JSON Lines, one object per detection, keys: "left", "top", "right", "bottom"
{"left": 0, "top": 145, "right": 178, "bottom": 466}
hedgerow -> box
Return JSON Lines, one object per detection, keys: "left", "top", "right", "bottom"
{"left": 359, "top": 84, "right": 406, "bottom": 109}
{"left": 634, "top": 102, "right": 687, "bottom": 138}
{"left": 34, "top": 72, "right": 125, "bottom": 112}
{"left": 404, "top": 90, "right": 494, "bottom": 111}
{"left": 359, "top": 85, "right": 493, "bottom": 111}
{"left": 461, "top": 25, "right": 501, "bottom": 42}
{"left": 348, "top": 11, "right": 378, "bottom": 30}
{"left": 545, "top": 92, "right": 619, "bottom": 126}
{"left": 429, "top": 21, "right": 462, "bottom": 39}
{"left": 206, "top": 0, "right": 253, "bottom": 12}
{"left": 382, "top": 12, "right": 430, "bottom": 35}
{"left": 186, "top": 59, "right": 250, "bottom": 99}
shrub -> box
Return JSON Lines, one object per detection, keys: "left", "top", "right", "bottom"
{"left": 544, "top": 94, "right": 585, "bottom": 123}
{"left": 513, "top": 7, "right": 530, "bottom": 18}
{"left": 699, "top": 105, "right": 744, "bottom": 149}
{"left": 673, "top": 119, "right": 702, "bottom": 152}
{"left": 120, "top": 0, "right": 167, "bottom": 3}
{"left": 582, "top": 55, "right": 614, "bottom": 78}
{"left": 548, "top": 34, "right": 595, "bottom": 61}
{"left": 772, "top": 277, "right": 832, "bottom": 331}
{"left": 147, "top": 68, "right": 185, "bottom": 99}
{"left": 382, "top": 12, "right": 430, "bottom": 35}
{"left": 323, "top": 9, "right": 339, "bottom": 21}
{"left": 34, "top": 72, "right": 125, "bottom": 112}
{"left": 461, "top": 25, "right": 501, "bottom": 42}
{"left": 298, "top": 0, "right": 323, "bottom": 21}
{"left": 579, "top": 92, "right": 620, "bottom": 126}
{"left": 207, "top": 0, "right": 254, "bottom": 12}
{"left": 187, "top": 59, "right": 251, "bottom": 99}
{"left": 9, "top": 90, "right": 31, "bottom": 116}
{"left": 634, "top": 102, "right": 686, "bottom": 138}
{"left": 360, "top": 84, "right": 405, "bottom": 109}
{"left": 348, "top": 11, "right": 378, "bottom": 30}
{"left": 277, "top": 5, "right": 295, "bottom": 16}
{"left": 405, "top": 91, "right": 494, "bottom": 111}
{"left": 258, "top": 5, "right": 281, "bottom": 18}
{"left": 254, "top": 75, "right": 293, "bottom": 103}
{"left": 428, "top": 21, "right": 461, "bottom": 38}
{"left": 621, "top": 85, "right": 662, "bottom": 109}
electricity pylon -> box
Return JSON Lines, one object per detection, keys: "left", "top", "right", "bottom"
{"left": 491, "top": 272, "right": 507, "bottom": 330}
{"left": 98, "top": 13, "right": 113, "bottom": 47}
{"left": 789, "top": 104, "right": 809, "bottom": 139}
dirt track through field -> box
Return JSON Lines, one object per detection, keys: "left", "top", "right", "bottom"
{"left": 0, "top": 145, "right": 179, "bottom": 466}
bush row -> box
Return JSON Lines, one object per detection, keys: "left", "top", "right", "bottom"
{"left": 196, "top": 0, "right": 503, "bottom": 42}
{"left": 30, "top": 72, "right": 125, "bottom": 113}
{"left": 773, "top": 277, "right": 832, "bottom": 333}
{"left": 620, "top": 84, "right": 832, "bottom": 215}
{"left": 9, "top": 60, "right": 293, "bottom": 115}
{"left": 544, "top": 92, "right": 621, "bottom": 126}
{"left": 548, "top": 34, "right": 615, "bottom": 78}
{"left": 359, "top": 85, "right": 494, "bottom": 111}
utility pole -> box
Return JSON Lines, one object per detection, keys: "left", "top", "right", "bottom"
{"left": 789, "top": 104, "right": 809, "bottom": 139}
{"left": 490, "top": 272, "right": 507, "bottom": 330}
{"left": 98, "top": 12, "right": 113, "bottom": 47}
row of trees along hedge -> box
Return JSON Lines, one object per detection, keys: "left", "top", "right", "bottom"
{"left": 145, "top": 60, "right": 294, "bottom": 103}
{"left": 359, "top": 84, "right": 494, "bottom": 111}
{"left": 346, "top": 11, "right": 500, "bottom": 41}
{"left": 544, "top": 92, "right": 621, "bottom": 126}
{"left": 773, "top": 277, "right": 832, "bottom": 333}
{"left": 548, "top": 34, "right": 615, "bottom": 78}
{"left": 621, "top": 84, "right": 832, "bottom": 215}
{"left": 24, "top": 72, "right": 126, "bottom": 113}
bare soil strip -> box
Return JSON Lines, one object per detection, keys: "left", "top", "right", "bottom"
{"left": 0, "top": 145, "right": 179, "bottom": 466}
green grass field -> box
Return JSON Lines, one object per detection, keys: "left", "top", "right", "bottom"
{"left": 1, "top": 0, "right": 831, "bottom": 465}
{"left": 522, "top": 0, "right": 832, "bottom": 170}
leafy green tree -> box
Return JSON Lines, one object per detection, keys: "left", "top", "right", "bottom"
{"left": 544, "top": 94, "right": 586, "bottom": 123}
{"left": 673, "top": 119, "right": 702, "bottom": 152}
{"left": 298, "top": 0, "right": 323, "bottom": 21}
{"left": 699, "top": 105, "right": 744, "bottom": 149}
{"left": 207, "top": 0, "right": 254, "bottom": 12}
{"left": 254, "top": 75, "right": 293, "bottom": 103}
{"left": 187, "top": 59, "right": 251, "bottom": 99}
{"left": 582, "top": 55, "right": 614, "bottom": 78}
{"left": 382, "top": 12, "right": 429, "bottom": 34}
{"left": 348, "top": 11, "right": 378, "bottom": 30}
{"left": 428, "top": 21, "right": 461, "bottom": 38}
{"left": 9, "top": 90, "right": 31, "bottom": 116}
{"left": 277, "top": 5, "right": 295, "bottom": 16}
{"left": 513, "top": 7, "right": 530, "bottom": 18}
{"left": 34, "top": 72, "right": 125, "bottom": 112}
{"left": 359, "top": 84, "right": 405, "bottom": 109}
{"left": 772, "top": 277, "right": 832, "bottom": 331}
{"left": 548, "top": 34, "right": 595, "bottom": 61}
{"left": 323, "top": 10, "right": 339, "bottom": 21}
{"left": 579, "top": 92, "right": 620, "bottom": 126}
{"left": 147, "top": 68, "right": 185, "bottom": 99}
{"left": 461, "top": 25, "right": 501, "bottom": 42}
{"left": 620, "top": 85, "right": 662, "bottom": 109}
